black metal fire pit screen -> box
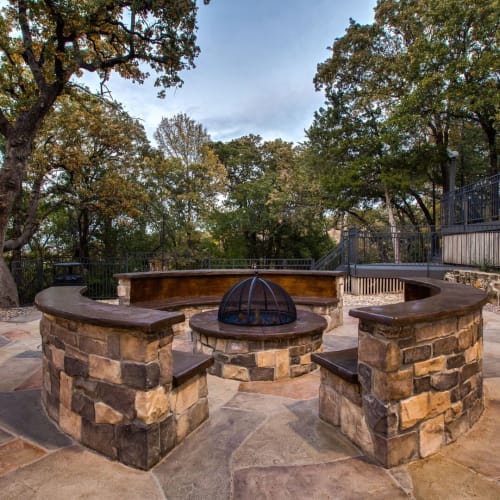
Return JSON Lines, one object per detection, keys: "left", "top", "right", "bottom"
{"left": 218, "top": 274, "right": 297, "bottom": 326}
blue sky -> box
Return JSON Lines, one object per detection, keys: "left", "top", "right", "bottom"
{"left": 84, "top": 0, "right": 376, "bottom": 145}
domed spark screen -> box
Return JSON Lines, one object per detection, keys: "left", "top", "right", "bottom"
{"left": 218, "top": 274, "right": 297, "bottom": 326}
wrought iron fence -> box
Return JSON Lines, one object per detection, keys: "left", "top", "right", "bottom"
{"left": 441, "top": 173, "right": 500, "bottom": 227}
{"left": 346, "top": 227, "right": 441, "bottom": 265}
{"left": 7, "top": 254, "right": 316, "bottom": 305}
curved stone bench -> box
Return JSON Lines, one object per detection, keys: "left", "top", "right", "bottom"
{"left": 114, "top": 269, "right": 345, "bottom": 335}
{"left": 313, "top": 277, "right": 487, "bottom": 468}
{"left": 35, "top": 286, "right": 213, "bottom": 470}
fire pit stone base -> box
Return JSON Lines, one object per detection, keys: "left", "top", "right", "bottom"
{"left": 190, "top": 310, "right": 327, "bottom": 381}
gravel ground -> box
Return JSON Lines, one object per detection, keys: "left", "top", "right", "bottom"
{"left": 1, "top": 293, "right": 498, "bottom": 322}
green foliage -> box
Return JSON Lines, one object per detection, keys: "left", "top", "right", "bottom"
{"left": 308, "top": 0, "right": 499, "bottom": 229}
{"left": 211, "top": 136, "right": 331, "bottom": 260}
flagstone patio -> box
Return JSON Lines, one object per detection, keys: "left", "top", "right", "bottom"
{"left": 0, "top": 302, "right": 499, "bottom": 499}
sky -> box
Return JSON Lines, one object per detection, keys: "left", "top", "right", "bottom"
{"left": 83, "top": 0, "right": 377, "bottom": 145}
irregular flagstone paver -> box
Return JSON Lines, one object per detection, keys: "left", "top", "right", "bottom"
{"left": 14, "top": 366, "right": 43, "bottom": 391}
{"left": 0, "top": 358, "right": 41, "bottom": 391}
{"left": 153, "top": 407, "right": 263, "bottom": 499}
{"left": 232, "top": 398, "right": 361, "bottom": 469}
{"left": 233, "top": 457, "right": 408, "bottom": 500}
{"left": 0, "top": 428, "right": 14, "bottom": 445}
{"left": 441, "top": 399, "right": 500, "bottom": 479}
{"left": 14, "top": 349, "right": 42, "bottom": 358}
{"left": 484, "top": 377, "right": 500, "bottom": 401}
{"left": 0, "top": 445, "right": 163, "bottom": 500}
{"left": 221, "top": 391, "right": 299, "bottom": 415}
{"left": 323, "top": 333, "right": 358, "bottom": 351}
{"left": 0, "top": 389, "right": 73, "bottom": 449}
{"left": 0, "top": 438, "right": 47, "bottom": 476}
{"left": 207, "top": 373, "right": 240, "bottom": 411}
{"left": 2, "top": 329, "right": 35, "bottom": 341}
{"left": 0, "top": 336, "right": 10, "bottom": 348}
{"left": 239, "top": 371, "right": 320, "bottom": 400}
{"left": 407, "top": 454, "right": 500, "bottom": 500}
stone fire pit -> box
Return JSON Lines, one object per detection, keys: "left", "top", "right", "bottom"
{"left": 190, "top": 274, "right": 327, "bottom": 381}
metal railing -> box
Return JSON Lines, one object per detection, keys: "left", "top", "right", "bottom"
{"left": 441, "top": 173, "right": 500, "bottom": 227}
{"left": 7, "top": 254, "right": 316, "bottom": 305}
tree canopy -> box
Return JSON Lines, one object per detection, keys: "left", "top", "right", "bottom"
{"left": 0, "top": 0, "right": 207, "bottom": 305}
{"left": 308, "top": 0, "right": 499, "bottom": 230}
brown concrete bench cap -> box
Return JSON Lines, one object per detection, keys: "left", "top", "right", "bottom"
{"left": 35, "top": 286, "right": 185, "bottom": 333}
{"left": 172, "top": 350, "right": 214, "bottom": 387}
{"left": 312, "top": 348, "right": 359, "bottom": 384}
{"left": 349, "top": 277, "right": 487, "bottom": 326}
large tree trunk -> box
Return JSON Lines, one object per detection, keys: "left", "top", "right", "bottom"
{"left": 0, "top": 256, "right": 19, "bottom": 307}
{"left": 384, "top": 185, "right": 400, "bottom": 264}
{"left": 0, "top": 138, "right": 34, "bottom": 307}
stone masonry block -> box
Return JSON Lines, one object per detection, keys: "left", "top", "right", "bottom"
{"left": 363, "top": 394, "right": 399, "bottom": 437}
{"left": 433, "top": 336, "right": 458, "bottom": 356}
{"left": 414, "top": 356, "right": 446, "bottom": 377}
{"left": 340, "top": 396, "right": 374, "bottom": 457}
{"left": 121, "top": 334, "right": 159, "bottom": 363}
{"left": 122, "top": 361, "right": 160, "bottom": 390}
{"left": 59, "top": 404, "right": 82, "bottom": 441}
{"left": 171, "top": 377, "right": 199, "bottom": 415}
{"left": 79, "top": 336, "right": 107, "bottom": 357}
{"left": 458, "top": 328, "right": 473, "bottom": 350}
{"left": 419, "top": 414, "right": 445, "bottom": 458}
{"left": 358, "top": 332, "right": 401, "bottom": 372}
{"left": 222, "top": 364, "right": 250, "bottom": 381}
{"left": 118, "top": 422, "right": 161, "bottom": 470}
{"left": 430, "top": 372, "right": 459, "bottom": 391}
{"left": 276, "top": 349, "right": 290, "bottom": 379}
{"left": 403, "top": 345, "right": 431, "bottom": 364}
{"left": 256, "top": 350, "right": 275, "bottom": 367}
{"left": 400, "top": 393, "right": 430, "bottom": 430}
{"left": 51, "top": 346, "right": 66, "bottom": 371}
{"left": 429, "top": 391, "right": 452, "bottom": 418}
{"left": 158, "top": 344, "right": 173, "bottom": 385}
{"left": 81, "top": 418, "right": 117, "bottom": 459}
{"left": 135, "top": 387, "right": 170, "bottom": 424}
{"left": 59, "top": 372, "right": 73, "bottom": 409}
{"left": 95, "top": 401, "right": 124, "bottom": 424}
{"left": 89, "top": 354, "right": 122, "bottom": 384}
{"left": 372, "top": 432, "right": 418, "bottom": 468}
{"left": 373, "top": 368, "right": 413, "bottom": 401}
{"left": 415, "top": 318, "right": 457, "bottom": 342}
{"left": 319, "top": 383, "right": 341, "bottom": 426}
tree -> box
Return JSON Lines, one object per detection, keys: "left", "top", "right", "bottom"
{"left": 309, "top": 0, "right": 498, "bottom": 240}
{"left": 152, "top": 113, "right": 226, "bottom": 263}
{"left": 0, "top": 0, "right": 208, "bottom": 305}
{"left": 24, "top": 91, "right": 152, "bottom": 260}
{"left": 212, "top": 136, "right": 330, "bottom": 260}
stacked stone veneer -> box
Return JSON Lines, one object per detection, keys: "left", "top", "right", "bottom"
{"left": 318, "top": 284, "right": 485, "bottom": 468}
{"left": 40, "top": 313, "right": 209, "bottom": 470}
{"left": 194, "top": 331, "right": 323, "bottom": 381}
{"left": 445, "top": 269, "right": 500, "bottom": 304}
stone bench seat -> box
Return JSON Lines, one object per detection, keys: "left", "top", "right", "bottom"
{"left": 35, "top": 286, "right": 214, "bottom": 470}
{"left": 312, "top": 348, "right": 358, "bottom": 384}
{"left": 134, "top": 295, "right": 339, "bottom": 311}
{"left": 172, "top": 350, "right": 214, "bottom": 387}
{"left": 316, "top": 277, "right": 488, "bottom": 468}
{"left": 115, "top": 270, "right": 345, "bottom": 335}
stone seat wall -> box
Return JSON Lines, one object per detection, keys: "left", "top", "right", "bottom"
{"left": 314, "top": 278, "right": 487, "bottom": 468}
{"left": 35, "top": 286, "right": 213, "bottom": 470}
{"left": 114, "top": 269, "right": 345, "bottom": 336}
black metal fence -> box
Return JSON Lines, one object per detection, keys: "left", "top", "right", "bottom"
{"left": 441, "top": 173, "right": 500, "bottom": 227}
{"left": 345, "top": 227, "right": 441, "bottom": 266}
{"left": 7, "top": 254, "right": 315, "bottom": 305}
